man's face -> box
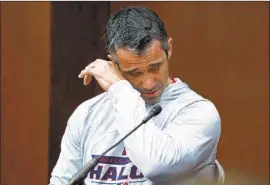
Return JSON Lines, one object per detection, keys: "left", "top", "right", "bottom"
{"left": 114, "top": 38, "right": 173, "bottom": 104}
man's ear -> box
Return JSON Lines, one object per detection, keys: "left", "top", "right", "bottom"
{"left": 107, "top": 54, "right": 113, "bottom": 61}
{"left": 167, "top": 38, "right": 173, "bottom": 60}
{"left": 107, "top": 54, "right": 121, "bottom": 71}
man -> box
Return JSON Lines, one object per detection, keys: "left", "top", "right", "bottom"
{"left": 49, "top": 6, "right": 224, "bottom": 185}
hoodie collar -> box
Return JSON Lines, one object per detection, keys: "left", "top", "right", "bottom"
{"left": 146, "top": 78, "right": 190, "bottom": 108}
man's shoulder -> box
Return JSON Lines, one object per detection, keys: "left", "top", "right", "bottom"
{"left": 69, "top": 92, "right": 110, "bottom": 124}
{"left": 77, "top": 92, "right": 109, "bottom": 111}
{"left": 175, "top": 88, "right": 220, "bottom": 124}
{"left": 170, "top": 81, "right": 218, "bottom": 115}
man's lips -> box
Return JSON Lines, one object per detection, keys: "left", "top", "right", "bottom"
{"left": 141, "top": 88, "right": 159, "bottom": 97}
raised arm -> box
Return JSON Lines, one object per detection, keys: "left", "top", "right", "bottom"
{"left": 108, "top": 80, "right": 221, "bottom": 181}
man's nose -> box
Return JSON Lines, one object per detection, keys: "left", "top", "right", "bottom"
{"left": 141, "top": 75, "right": 156, "bottom": 90}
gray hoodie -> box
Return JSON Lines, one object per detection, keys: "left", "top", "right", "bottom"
{"left": 49, "top": 78, "right": 225, "bottom": 185}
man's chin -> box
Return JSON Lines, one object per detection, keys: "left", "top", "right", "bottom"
{"left": 141, "top": 89, "right": 163, "bottom": 105}
{"left": 142, "top": 96, "right": 160, "bottom": 105}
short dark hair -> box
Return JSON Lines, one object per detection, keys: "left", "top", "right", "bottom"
{"left": 105, "top": 6, "right": 168, "bottom": 56}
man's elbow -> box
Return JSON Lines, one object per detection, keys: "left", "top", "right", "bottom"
{"left": 138, "top": 158, "right": 183, "bottom": 181}
{"left": 138, "top": 152, "right": 209, "bottom": 182}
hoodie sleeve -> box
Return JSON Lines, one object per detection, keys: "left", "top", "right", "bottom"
{"left": 49, "top": 104, "right": 86, "bottom": 185}
{"left": 108, "top": 80, "right": 221, "bottom": 181}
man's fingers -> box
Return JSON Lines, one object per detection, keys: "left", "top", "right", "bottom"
{"left": 78, "top": 59, "right": 116, "bottom": 86}
{"left": 78, "top": 65, "right": 95, "bottom": 78}
{"left": 83, "top": 74, "right": 92, "bottom": 85}
{"left": 78, "top": 65, "right": 96, "bottom": 86}
{"left": 78, "top": 69, "right": 88, "bottom": 78}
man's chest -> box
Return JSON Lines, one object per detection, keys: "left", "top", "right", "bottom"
{"left": 81, "top": 116, "right": 149, "bottom": 184}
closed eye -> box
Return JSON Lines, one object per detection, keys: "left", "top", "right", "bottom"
{"left": 125, "top": 69, "right": 143, "bottom": 77}
{"left": 148, "top": 62, "right": 163, "bottom": 72}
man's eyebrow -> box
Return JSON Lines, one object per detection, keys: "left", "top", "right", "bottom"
{"left": 148, "top": 60, "right": 163, "bottom": 67}
{"left": 122, "top": 59, "right": 164, "bottom": 73}
{"left": 123, "top": 68, "right": 140, "bottom": 73}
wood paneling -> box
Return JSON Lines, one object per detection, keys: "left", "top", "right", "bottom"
{"left": 49, "top": 2, "right": 109, "bottom": 179}
{"left": 1, "top": 2, "right": 51, "bottom": 185}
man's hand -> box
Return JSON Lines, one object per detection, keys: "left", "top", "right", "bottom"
{"left": 78, "top": 58, "right": 125, "bottom": 91}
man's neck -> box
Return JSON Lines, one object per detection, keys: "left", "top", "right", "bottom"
{"left": 167, "top": 77, "right": 174, "bottom": 86}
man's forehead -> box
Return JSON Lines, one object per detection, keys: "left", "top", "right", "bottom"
{"left": 114, "top": 41, "right": 166, "bottom": 64}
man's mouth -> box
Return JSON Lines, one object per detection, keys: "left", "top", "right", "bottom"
{"left": 141, "top": 88, "right": 159, "bottom": 97}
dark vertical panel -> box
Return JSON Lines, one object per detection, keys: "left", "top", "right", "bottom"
{"left": 49, "top": 1, "right": 109, "bottom": 178}
{"left": 1, "top": 2, "right": 50, "bottom": 185}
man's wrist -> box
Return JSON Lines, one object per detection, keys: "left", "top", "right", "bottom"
{"left": 108, "top": 80, "right": 131, "bottom": 96}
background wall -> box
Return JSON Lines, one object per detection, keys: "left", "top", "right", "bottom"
{"left": 111, "top": 1, "right": 269, "bottom": 180}
{"left": 1, "top": 2, "right": 268, "bottom": 185}
{"left": 1, "top": 2, "right": 51, "bottom": 185}
{"left": 49, "top": 1, "right": 109, "bottom": 177}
